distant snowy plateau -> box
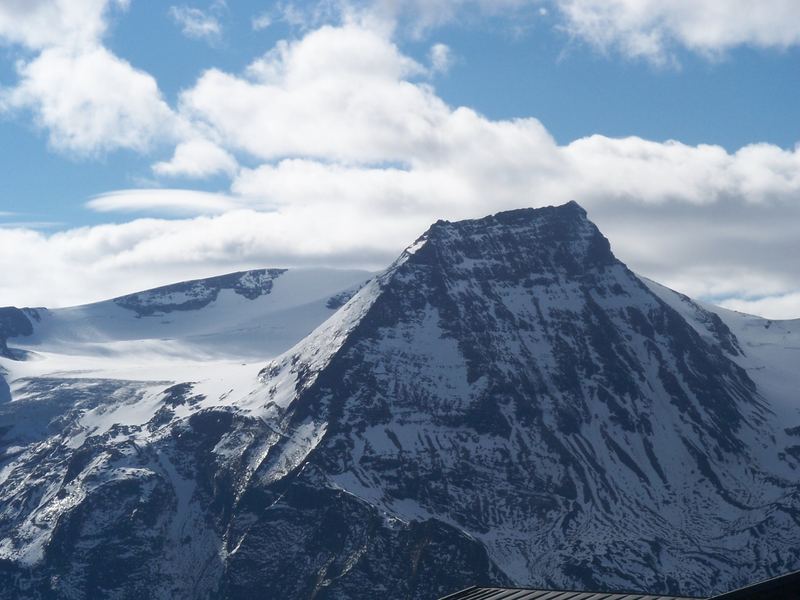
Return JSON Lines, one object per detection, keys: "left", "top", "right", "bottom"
{"left": 0, "top": 202, "right": 798, "bottom": 599}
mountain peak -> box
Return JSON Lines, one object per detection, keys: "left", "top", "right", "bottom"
{"left": 490, "top": 199, "right": 588, "bottom": 222}
{"left": 427, "top": 201, "right": 588, "bottom": 231}
{"left": 409, "top": 201, "right": 615, "bottom": 278}
{"left": 240, "top": 201, "right": 782, "bottom": 596}
{"left": 1, "top": 205, "right": 796, "bottom": 599}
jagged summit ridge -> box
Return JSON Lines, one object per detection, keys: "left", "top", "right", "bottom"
{"left": 408, "top": 202, "right": 616, "bottom": 280}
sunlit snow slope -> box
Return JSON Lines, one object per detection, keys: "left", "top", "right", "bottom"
{"left": 1, "top": 267, "right": 370, "bottom": 389}
{"left": 644, "top": 278, "right": 800, "bottom": 423}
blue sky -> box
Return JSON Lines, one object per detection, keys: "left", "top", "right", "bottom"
{"left": 1, "top": 0, "right": 799, "bottom": 317}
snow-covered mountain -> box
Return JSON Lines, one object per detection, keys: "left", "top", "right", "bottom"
{"left": 0, "top": 203, "right": 798, "bottom": 600}
{"left": 0, "top": 267, "right": 370, "bottom": 394}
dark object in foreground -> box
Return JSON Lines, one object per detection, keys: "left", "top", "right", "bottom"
{"left": 440, "top": 589, "right": 697, "bottom": 600}
{"left": 441, "top": 569, "right": 800, "bottom": 600}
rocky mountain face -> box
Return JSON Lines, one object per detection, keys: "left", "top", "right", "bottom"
{"left": 0, "top": 307, "right": 39, "bottom": 402}
{"left": 0, "top": 307, "right": 36, "bottom": 357}
{"left": 0, "top": 203, "right": 798, "bottom": 599}
{"left": 113, "top": 269, "right": 288, "bottom": 316}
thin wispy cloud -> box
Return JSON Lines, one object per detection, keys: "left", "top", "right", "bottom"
{"left": 429, "top": 43, "right": 453, "bottom": 73}
{"left": 0, "top": 221, "right": 63, "bottom": 230}
{"left": 721, "top": 293, "right": 800, "bottom": 321}
{"left": 251, "top": 12, "right": 273, "bottom": 31}
{"left": 87, "top": 189, "right": 243, "bottom": 216}
{"left": 169, "top": 5, "right": 223, "bottom": 43}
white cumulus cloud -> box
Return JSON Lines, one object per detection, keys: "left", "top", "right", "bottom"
{"left": 3, "top": 46, "right": 177, "bottom": 154}
{"left": 0, "top": 0, "right": 181, "bottom": 155}
{"left": 153, "top": 138, "right": 238, "bottom": 178}
{"left": 554, "top": 0, "right": 800, "bottom": 64}
{"left": 179, "top": 24, "right": 433, "bottom": 164}
{"left": 0, "top": 0, "right": 122, "bottom": 50}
